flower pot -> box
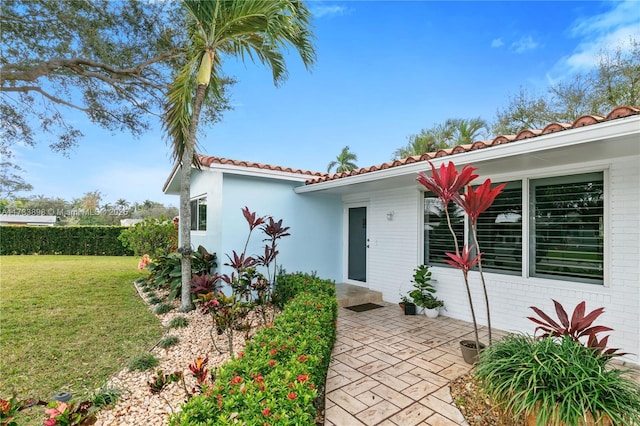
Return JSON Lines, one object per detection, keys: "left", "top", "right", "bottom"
{"left": 460, "top": 339, "right": 486, "bottom": 364}
{"left": 404, "top": 302, "right": 416, "bottom": 315}
{"left": 424, "top": 307, "right": 439, "bottom": 318}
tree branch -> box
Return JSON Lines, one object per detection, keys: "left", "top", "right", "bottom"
{"left": 2, "top": 86, "right": 89, "bottom": 112}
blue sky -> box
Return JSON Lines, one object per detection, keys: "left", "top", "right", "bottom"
{"left": 14, "top": 0, "right": 640, "bottom": 206}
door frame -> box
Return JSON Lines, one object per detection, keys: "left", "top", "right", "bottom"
{"left": 343, "top": 202, "right": 369, "bottom": 286}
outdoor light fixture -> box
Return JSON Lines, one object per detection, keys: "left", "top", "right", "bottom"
{"left": 52, "top": 392, "right": 72, "bottom": 403}
{"left": 386, "top": 211, "right": 395, "bottom": 221}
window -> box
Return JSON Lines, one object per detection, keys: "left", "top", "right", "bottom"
{"left": 473, "top": 181, "right": 522, "bottom": 275}
{"left": 421, "top": 171, "right": 605, "bottom": 285}
{"left": 190, "top": 197, "right": 207, "bottom": 231}
{"left": 423, "top": 197, "right": 464, "bottom": 265}
{"left": 530, "top": 172, "right": 603, "bottom": 284}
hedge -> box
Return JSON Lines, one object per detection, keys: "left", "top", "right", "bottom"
{"left": 170, "top": 273, "right": 337, "bottom": 425}
{"left": 0, "top": 226, "right": 133, "bottom": 256}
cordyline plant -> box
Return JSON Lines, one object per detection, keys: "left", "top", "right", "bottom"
{"left": 417, "top": 161, "right": 504, "bottom": 355}
{"left": 192, "top": 207, "right": 290, "bottom": 357}
{"left": 528, "top": 299, "right": 625, "bottom": 358}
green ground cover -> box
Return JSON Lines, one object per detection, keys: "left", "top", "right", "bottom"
{"left": 0, "top": 256, "right": 163, "bottom": 417}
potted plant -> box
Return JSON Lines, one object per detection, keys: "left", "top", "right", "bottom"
{"left": 408, "top": 265, "right": 444, "bottom": 318}
{"left": 422, "top": 294, "right": 445, "bottom": 318}
{"left": 417, "top": 161, "right": 505, "bottom": 363}
{"left": 399, "top": 293, "right": 416, "bottom": 315}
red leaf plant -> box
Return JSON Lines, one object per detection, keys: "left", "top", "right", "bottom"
{"left": 444, "top": 246, "right": 482, "bottom": 275}
{"left": 416, "top": 162, "right": 478, "bottom": 206}
{"left": 458, "top": 180, "right": 506, "bottom": 225}
{"left": 416, "top": 161, "right": 505, "bottom": 352}
{"left": 528, "top": 299, "right": 625, "bottom": 358}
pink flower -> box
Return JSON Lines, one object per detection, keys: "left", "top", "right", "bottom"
{"left": 297, "top": 374, "right": 309, "bottom": 383}
{"left": 444, "top": 245, "right": 482, "bottom": 274}
{"left": 44, "top": 419, "right": 58, "bottom": 426}
{"left": 262, "top": 407, "right": 271, "bottom": 416}
{"left": 458, "top": 180, "right": 506, "bottom": 225}
{"left": 287, "top": 392, "right": 297, "bottom": 400}
{"left": 137, "top": 254, "right": 151, "bottom": 270}
{"left": 416, "top": 161, "right": 478, "bottom": 205}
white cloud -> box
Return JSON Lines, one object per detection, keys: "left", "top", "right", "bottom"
{"left": 491, "top": 38, "right": 504, "bottom": 48}
{"left": 551, "top": 0, "right": 640, "bottom": 77}
{"left": 310, "top": 4, "right": 349, "bottom": 18}
{"left": 510, "top": 36, "right": 539, "bottom": 53}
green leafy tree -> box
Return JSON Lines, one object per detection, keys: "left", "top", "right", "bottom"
{"left": 493, "top": 39, "right": 639, "bottom": 135}
{"left": 393, "top": 118, "right": 488, "bottom": 159}
{"left": 0, "top": 0, "right": 233, "bottom": 190}
{"left": 0, "top": 162, "right": 32, "bottom": 199}
{"left": 327, "top": 145, "right": 358, "bottom": 173}
{"left": 164, "top": 0, "right": 316, "bottom": 312}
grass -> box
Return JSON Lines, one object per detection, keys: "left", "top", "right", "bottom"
{"left": 0, "top": 255, "right": 163, "bottom": 421}
{"left": 154, "top": 303, "right": 174, "bottom": 314}
{"left": 167, "top": 316, "right": 189, "bottom": 329}
{"left": 157, "top": 335, "right": 179, "bottom": 349}
{"left": 128, "top": 353, "right": 160, "bottom": 371}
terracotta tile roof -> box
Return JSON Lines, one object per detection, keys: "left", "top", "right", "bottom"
{"left": 305, "top": 105, "right": 640, "bottom": 185}
{"left": 198, "top": 154, "right": 325, "bottom": 177}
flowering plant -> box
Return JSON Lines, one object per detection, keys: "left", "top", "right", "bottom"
{"left": 417, "top": 161, "right": 504, "bottom": 355}
{"left": 43, "top": 400, "right": 94, "bottom": 426}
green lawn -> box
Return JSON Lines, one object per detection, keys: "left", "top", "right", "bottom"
{"left": 0, "top": 256, "right": 163, "bottom": 407}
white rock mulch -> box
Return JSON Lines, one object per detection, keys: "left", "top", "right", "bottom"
{"left": 94, "top": 286, "right": 268, "bottom": 426}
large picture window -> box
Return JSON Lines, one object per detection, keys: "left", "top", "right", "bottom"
{"left": 422, "top": 171, "right": 605, "bottom": 285}
{"left": 530, "top": 172, "right": 604, "bottom": 284}
{"left": 190, "top": 197, "right": 207, "bottom": 231}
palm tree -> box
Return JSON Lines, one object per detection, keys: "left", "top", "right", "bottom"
{"left": 393, "top": 118, "right": 489, "bottom": 159}
{"left": 327, "top": 145, "right": 358, "bottom": 173}
{"left": 164, "top": 0, "right": 316, "bottom": 312}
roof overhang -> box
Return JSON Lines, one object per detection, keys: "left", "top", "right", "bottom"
{"left": 163, "top": 160, "right": 312, "bottom": 195}
{"left": 294, "top": 114, "right": 640, "bottom": 195}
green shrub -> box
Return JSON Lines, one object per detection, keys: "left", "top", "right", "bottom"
{"left": 0, "top": 226, "right": 132, "bottom": 255}
{"left": 272, "top": 271, "right": 335, "bottom": 309}
{"left": 158, "top": 336, "right": 179, "bottom": 349}
{"left": 118, "top": 216, "right": 177, "bottom": 257}
{"left": 167, "top": 316, "right": 189, "bottom": 329}
{"left": 128, "top": 353, "right": 159, "bottom": 371}
{"left": 155, "top": 303, "right": 174, "bottom": 315}
{"left": 146, "top": 249, "right": 217, "bottom": 300}
{"left": 475, "top": 335, "right": 640, "bottom": 425}
{"left": 170, "top": 274, "right": 337, "bottom": 425}
{"left": 148, "top": 296, "right": 162, "bottom": 305}
{"left": 90, "top": 386, "right": 121, "bottom": 409}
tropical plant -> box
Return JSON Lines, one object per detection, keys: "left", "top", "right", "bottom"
{"left": 408, "top": 265, "right": 443, "bottom": 309}
{"left": 476, "top": 335, "right": 640, "bottom": 424}
{"left": 394, "top": 118, "right": 488, "bottom": 159}
{"left": 528, "top": 299, "right": 624, "bottom": 358}
{"left": 163, "top": 0, "right": 316, "bottom": 312}
{"left": 327, "top": 145, "right": 358, "bottom": 173}
{"left": 416, "top": 161, "right": 504, "bottom": 354}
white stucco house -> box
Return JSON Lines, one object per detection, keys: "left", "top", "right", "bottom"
{"left": 164, "top": 106, "right": 640, "bottom": 364}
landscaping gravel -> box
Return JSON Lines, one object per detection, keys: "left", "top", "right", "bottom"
{"left": 94, "top": 285, "right": 262, "bottom": 426}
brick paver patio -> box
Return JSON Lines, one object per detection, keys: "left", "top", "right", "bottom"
{"left": 324, "top": 303, "right": 507, "bottom": 426}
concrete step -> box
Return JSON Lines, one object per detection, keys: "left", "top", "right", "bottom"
{"left": 335, "top": 283, "right": 383, "bottom": 308}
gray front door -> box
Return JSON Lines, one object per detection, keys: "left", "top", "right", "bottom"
{"left": 348, "top": 206, "right": 367, "bottom": 282}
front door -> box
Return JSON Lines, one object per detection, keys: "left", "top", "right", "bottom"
{"left": 348, "top": 206, "right": 367, "bottom": 282}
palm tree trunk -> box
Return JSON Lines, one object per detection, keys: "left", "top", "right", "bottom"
{"left": 179, "top": 82, "right": 208, "bottom": 312}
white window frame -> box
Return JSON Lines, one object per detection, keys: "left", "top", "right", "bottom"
{"left": 190, "top": 195, "right": 207, "bottom": 232}
{"left": 422, "top": 165, "right": 609, "bottom": 286}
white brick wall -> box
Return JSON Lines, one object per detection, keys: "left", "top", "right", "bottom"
{"left": 358, "top": 156, "right": 640, "bottom": 364}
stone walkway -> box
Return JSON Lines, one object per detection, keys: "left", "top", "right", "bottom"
{"left": 324, "top": 303, "right": 506, "bottom": 426}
